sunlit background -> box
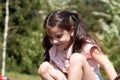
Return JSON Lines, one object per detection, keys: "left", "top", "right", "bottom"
{"left": 0, "top": 0, "right": 120, "bottom": 80}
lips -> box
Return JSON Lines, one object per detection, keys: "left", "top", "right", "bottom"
{"left": 54, "top": 44, "right": 60, "bottom": 47}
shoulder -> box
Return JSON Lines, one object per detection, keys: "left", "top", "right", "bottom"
{"left": 49, "top": 46, "right": 56, "bottom": 58}
{"left": 81, "top": 42, "right": 101, "bottom": 58}
{"left": 49, "top": 46, "right": 55, "bottom": 53}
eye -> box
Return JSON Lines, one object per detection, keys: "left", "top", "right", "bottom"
{"left": 56, "top": 35, "right": 62, "bottom": 38}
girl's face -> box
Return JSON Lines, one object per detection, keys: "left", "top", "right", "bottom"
{"left": 46, "top": 26, "right": 74, "bottom": 51}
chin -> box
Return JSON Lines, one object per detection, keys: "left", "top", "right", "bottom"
{"left": 56, "top": 47, "right": 64, "bottom": 51}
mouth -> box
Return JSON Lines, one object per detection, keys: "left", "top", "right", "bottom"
{"left": 53, "top": 44, "right": 60, "bottom": 48}
{"left": 54, "top": 43, "right": 62, "bottom": 47}
{"left": 54, "top": 45, "right": 63, "bottom": 50}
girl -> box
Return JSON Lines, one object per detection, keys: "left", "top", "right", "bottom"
{"left": 38, "top": 10, "right": 117, "bottom": 80}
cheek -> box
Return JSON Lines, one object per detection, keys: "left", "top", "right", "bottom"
{"left": 61, "top": 36, "right": 71, "bottom": 43}
{"left": 49, "top": 40, "right": 52, "bottom": 44}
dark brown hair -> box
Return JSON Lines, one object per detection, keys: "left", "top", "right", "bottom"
{"left": 42, "top": 10, "right": 97, "bottom": 61}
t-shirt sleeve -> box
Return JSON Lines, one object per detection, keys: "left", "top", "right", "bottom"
{"left": 81, "top": 43, "right": 101, "bottom": 59}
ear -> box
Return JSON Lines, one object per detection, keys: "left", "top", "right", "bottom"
{"left": 70, "top": 26, "right": 74, "bottom": 36}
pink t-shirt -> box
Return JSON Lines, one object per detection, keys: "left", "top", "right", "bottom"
{"left": 49, "top": 43, "right": 100, "bottom": 75}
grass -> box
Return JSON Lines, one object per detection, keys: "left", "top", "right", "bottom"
{"left": 5, "top": 71, "right": 41, "bottom": 80}
{"left": 4, "top": 70, "right": 107, "bottom": 80}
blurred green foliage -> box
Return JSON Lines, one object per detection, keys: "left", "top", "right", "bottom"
{"left": 92, "top": 0, "right": 120, "bottom": 79}
{"left": 93, "top": 0, "right": 120, "bottom": 72}
{"left": 0, "top": 0, "right": 119, "bottom": 78}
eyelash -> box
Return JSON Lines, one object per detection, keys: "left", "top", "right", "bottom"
{"left": 56, "top": 35, "right": 62, "bottom": 38}
{"left": 48, "top": 35, "right": 62, "bottom": 40}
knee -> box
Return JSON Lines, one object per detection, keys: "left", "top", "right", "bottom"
{"left": 38, "top": 61, "right": 50, "bottom": 75}
{"left": 70, "top": 53, "right": 86, "bottom": 65}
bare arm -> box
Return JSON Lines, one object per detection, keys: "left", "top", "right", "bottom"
{"left": 91, "top": 47, "right": 117, "bottom": 80}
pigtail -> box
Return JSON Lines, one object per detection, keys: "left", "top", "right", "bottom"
{"left": 71, "top": 13, "right": 88, "bottom": 53}
{"left": 71, "top": 12, "right": 102, "bottom": 54}
{"left": 42, "top": 35, "right": 52, "bottom": 61}
{"left": 42, "top": 13, "right": 53, "bottom": 61}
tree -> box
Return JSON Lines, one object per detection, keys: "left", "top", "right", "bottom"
{"left": 0, "top": 0, "right": 69, "bottom": 74}
{"left": 93, "top": 0, "right": 120, "bottom": 76}
{"left": 0, "top": 0, "right": 119, "bottom": 76}
{"left": 66, "top": 0, "right": 106, "bottom": 31}
{"left": 1, "top": 0, "right": 9, "bottom": 76}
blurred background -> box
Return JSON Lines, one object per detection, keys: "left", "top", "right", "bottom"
{"left": 0, "top": 0, "right": 120, "bottom": 80}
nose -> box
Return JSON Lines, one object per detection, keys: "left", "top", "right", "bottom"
{"left": 52, "top": 39, "right": 59, "bottom": 45}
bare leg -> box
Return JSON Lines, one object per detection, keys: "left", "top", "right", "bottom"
{"left": 68, "top": 53, "right": 96, "bottom": 80}
{"left": 38, "top": 61, "right": 67, "bottom": 80}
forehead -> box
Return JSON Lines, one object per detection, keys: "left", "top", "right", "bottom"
{"left": 46, "top": 26, "right": 63, "bottom": 34}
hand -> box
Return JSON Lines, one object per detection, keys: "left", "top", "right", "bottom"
{"left": 114, "top": 73, "right": 120, "bottom": 80}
